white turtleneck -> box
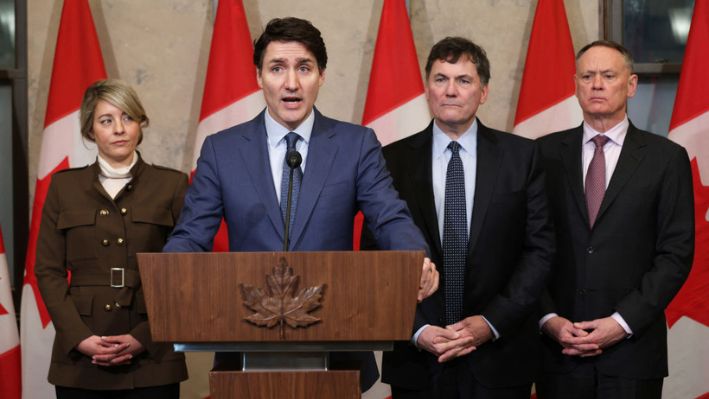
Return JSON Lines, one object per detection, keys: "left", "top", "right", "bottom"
{"left": 97, "top": 152, "right": 138, "bottom": 199}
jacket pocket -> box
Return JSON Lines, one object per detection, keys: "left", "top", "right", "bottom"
{"left": 72, "top": 293, "right": 94, "bottom": 316}
{"left": 132, "top": 207, "right": 174, "bottom": 227}
{"left": 57, "top": 210, "right": 96, "bottom": 229}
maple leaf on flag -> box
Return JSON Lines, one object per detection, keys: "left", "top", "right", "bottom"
{"left": 240, "top": 258, "right": 325, "bottom": 339}
{"left": 666, "top": 159, "right": 709, "bottom": 328}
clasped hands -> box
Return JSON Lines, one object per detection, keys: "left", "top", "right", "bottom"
{"left": 416, "top": 315, "right": 493, "bottom": 363}
{"left": 76, "top": 334, "right": 145, "bottom": 366}
{"left": 542, "top": 315, "right": 626, "bottom": 357}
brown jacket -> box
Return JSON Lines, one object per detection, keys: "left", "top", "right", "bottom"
{"left": 36, "top": 156, "right": 189, "bottom": 389}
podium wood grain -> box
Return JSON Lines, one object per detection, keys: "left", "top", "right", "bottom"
{"left": 137, "top": 251, "right": 423, "bottom": 342}
{"left": 209, "top": 371, "right": 360, "bottom": 399}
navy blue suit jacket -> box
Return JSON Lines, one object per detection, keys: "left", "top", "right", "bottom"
{"left": 164, "top": 109, "right": 428, "bottom": 390}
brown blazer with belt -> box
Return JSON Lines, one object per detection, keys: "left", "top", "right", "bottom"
{"left": 35, "top": 156, "right": 189, "bottom": 390}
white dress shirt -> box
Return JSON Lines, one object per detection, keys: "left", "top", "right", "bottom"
{"left": 264, "top": 109, "right": 313, "bottom": 203}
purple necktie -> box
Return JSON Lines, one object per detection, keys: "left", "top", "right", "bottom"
{"left": 585, "top": 134, "right": 610, "bottom": 227}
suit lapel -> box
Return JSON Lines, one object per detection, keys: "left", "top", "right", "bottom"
{"left": 239, "top": 111, "right": 285, "bottom": 241}
{"left": 289, "top": 110, "right": 338, "bottom": 246}
{"left": 596, "top": 124, "right": 646, "bottom": 224}
{"left": 560, "top": 126, "right": 589, "bottom": 226}
{"left": 407, "top": 125, "right": 442, "bottom": 257}
{"left": 468, "top": 122, "right": 501, "bottom": 255}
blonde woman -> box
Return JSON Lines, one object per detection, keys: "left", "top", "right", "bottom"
{"left": 36, "top": 79, "right": 188, "bottom": 398}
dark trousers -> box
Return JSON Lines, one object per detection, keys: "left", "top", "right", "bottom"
{"left": 56, "top": 383, "right": 179, "bottom": 399}
{"left": 536, "top": 362, "right": 663, "bottom": 399}
{"left": 392, "top": 359, "right": 532, "bottom": 399}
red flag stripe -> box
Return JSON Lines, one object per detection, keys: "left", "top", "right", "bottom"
{"left": 43, "top": 0, "right": 106, "bottom": 127}
{"left": 0, "top": 225, "right": 4, "bottom": 253}
{"left": 513, "top": 0, "right": 576, "bottom": 126}
{"left": 0, "top": 345, "right": 21, "bottom": 399}
{"left": 199, "top": 0, "right": 260, "bottom": 121}
{"left": 670, "top": 0, "right": 709, "bottom": 130}
{"left": 361, "top": 0, "right": 424, "bottom": 126}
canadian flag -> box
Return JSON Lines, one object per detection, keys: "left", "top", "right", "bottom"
{"left": 358, "top": 1, "right": 430, "bottom": 397}
{"left": 513, "top": 0, "right": 582, "bottom": 138}
{"left": 354, "top": 0, "right": 430, "bottom": 251}
{"left": 665, "top": 1, "right": 709, "bottom": 398}
{"left": 20, "top": 0, "right": 106, "bottom": 397}
{"left": 0, "top": 226, "right": 20, "bottom": 399}
{"left": 191, "top": 0, "right": 264, "bottom": 252}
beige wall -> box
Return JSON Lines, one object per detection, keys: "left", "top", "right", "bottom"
{"left": 28, "top": 0, "right": 600, "bottom": 185}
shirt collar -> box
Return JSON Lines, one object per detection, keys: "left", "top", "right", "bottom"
{"left": 582, "top": 116, "right": 629, "bottom": 147}
{"left": 265, "top": 108, "right": 314, "bottom": 147}
{"left": 432, "top": 118, "right": 478, "bottom": 159}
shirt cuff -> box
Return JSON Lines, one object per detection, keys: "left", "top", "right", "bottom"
{"left": 481, "top": 316, "right": 500, "bottom": 340}
{"left": 412, "top": 324, "right": 429, "bottom": 347}
{"left": 539, "top": 313, "right": 558, "bottom": 331}
{"left": 611, "top": 312, "right": 633, "bottom": 337}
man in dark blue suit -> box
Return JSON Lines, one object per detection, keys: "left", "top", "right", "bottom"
{"left": 163, "top": 17, "right": 438, "bottom": 391}
{"left": 363, "top": 37, "right": 554, "bottom": 399}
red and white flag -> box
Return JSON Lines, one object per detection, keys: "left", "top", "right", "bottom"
{"left": 181, "top": 2, "right": 262, "bottom": 397}
{"left": 192, "top": 0, "right": 263, "bottom": 252}
{"left": 0, "top": 226, "right": 20, "bottom": 399}
{"left": 666, "top": 1, "right": 709, "bottom": 397}
{"left": 358, "top": 1, "right": 429, "bottom": 397}
{"left": 354, "top": 0, "right": 430, "bottom": 251}
{"left": 20, "top": 0, "right": 106, "bottom": 397}
{"left": 513, "top": 0, "right": 581, "bottom": 138}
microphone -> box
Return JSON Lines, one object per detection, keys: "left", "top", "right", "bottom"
{"left": 283, "top": 149, "right": 302, "bottom": 251}
{"left": 286, "top": 149, "right": 302, "bottom": 169}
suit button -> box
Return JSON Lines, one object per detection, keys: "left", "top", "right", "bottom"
{"left": 117, "top": 238, "right": 125, "bottom": 246}
{"left": 114, "top": 302, "right": 122, "bottom": 309}
{"left": 586, "top": 246, "right": 594, "bottom": 254}
{"left": 120, "top": 207, "right": 128, "bottom": 215}
{"left": 99, "top": 209, "right": 110, "bottom": 216}
{"left": 577, "top": 289, "right": 586, "bottom": 295}
{"left": 104, "top": 304, "right": 112, "bottom": 311}
{"left": 126, "top": 184, "right": 133, "bottom": 191}
{"left": 101, "top": 239, "right": 110, "bottom": 246}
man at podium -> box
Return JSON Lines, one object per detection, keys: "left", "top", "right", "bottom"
{"left": 164, "top": 17, "right": 438, "bottom": 391}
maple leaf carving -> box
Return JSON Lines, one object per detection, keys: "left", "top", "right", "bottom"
{"left": 240, "top": 258, "right": 325, "bottom": 339}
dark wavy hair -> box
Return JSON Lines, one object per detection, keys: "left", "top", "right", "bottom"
{"left": 253, "top": 17, "right": 327, "bottom": 72}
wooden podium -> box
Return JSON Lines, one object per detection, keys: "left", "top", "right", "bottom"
{"left": 137, "top": 251, "right": 423, "bottom": 398}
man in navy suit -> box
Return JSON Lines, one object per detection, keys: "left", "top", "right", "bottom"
{"left": 536, "top": 40, "right": 694, "bottom": 399}
{"left": 163, "top": 17, "right": 438, "bottom": 391}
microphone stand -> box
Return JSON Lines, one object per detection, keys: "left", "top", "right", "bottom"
{"left": 283, "top": 150, "right": 302, "bottom": 251}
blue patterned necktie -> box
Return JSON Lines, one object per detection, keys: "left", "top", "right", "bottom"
{"left": 280, "top": 132, "right": 302, "bottom": 239}
{"left": 443, "top": 141, "right": 467, "bottom": 325}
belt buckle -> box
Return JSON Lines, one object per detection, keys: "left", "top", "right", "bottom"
{"left": 110, "top": 268, "right": 125, "bottom": 288}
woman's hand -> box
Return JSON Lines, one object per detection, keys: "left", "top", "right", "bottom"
{"left": 76, "top": 334, "right": 144, "bottom": 366}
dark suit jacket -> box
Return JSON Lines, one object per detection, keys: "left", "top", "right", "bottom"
{"left": 363, "top": 120, "right": 554, "bottom": 389}
{"left": 36, "top": 157, "right": 188, "bottom": 389}
{"left": 165, "top": 108, "right": 428, "bottom": 390}
{"left": 538, "top": 122, "right": 694, "bottom": 379}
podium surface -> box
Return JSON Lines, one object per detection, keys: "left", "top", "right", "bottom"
{"left": 137, "top": 250, "right": 423, "bottom": 398}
